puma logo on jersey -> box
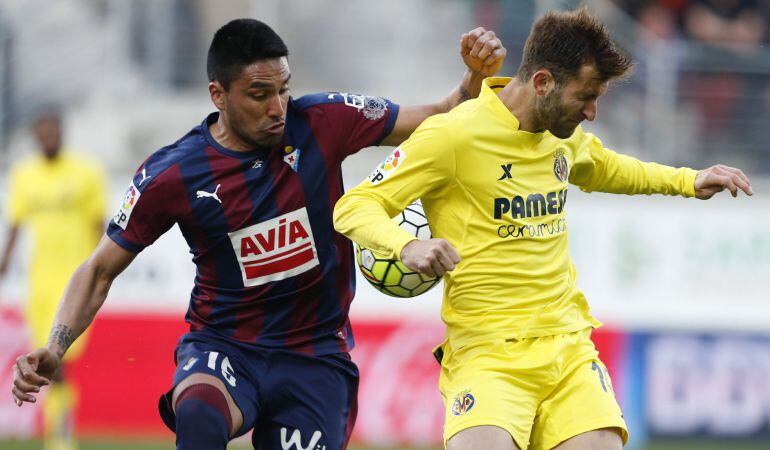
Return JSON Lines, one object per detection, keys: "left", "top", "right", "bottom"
{"left": 228, "top": 208, "right": 319, "bottom": 287}
{"left": 196, "top": 184, "right": 222, "bottom": 204}
{"left": 138, "top": 167, "right": 152, "bottom": 186}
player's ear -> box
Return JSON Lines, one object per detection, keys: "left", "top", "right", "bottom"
{"left": 209, "top": 81, "right": 226, "bottom": 110}
{"left": 531, "top": 70, "right": 555, "bottom": 97}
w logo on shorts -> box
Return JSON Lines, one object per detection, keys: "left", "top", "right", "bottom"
{"left": 451, "top": 390, "right": 475, "bottom": 416}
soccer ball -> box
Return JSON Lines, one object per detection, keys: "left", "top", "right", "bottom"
{"left": 355, "top": 200, "right": 440, "bottom": 298}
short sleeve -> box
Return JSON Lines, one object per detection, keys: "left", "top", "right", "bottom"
{"left": 333, "top": 114, "right": 457, "bottom": 259}
{"left": 304, "top": 93, "right": 399, "bottom": 158}
{"left": 106, "top": 166, "right": 180, "bottom": 253}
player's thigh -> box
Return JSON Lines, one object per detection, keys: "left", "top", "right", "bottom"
{"left": 172, "top": 373, "right": 244, "bottom": 436}
{"left": 446, "top": 425, "right": 521, "bottom": 450}
{"left": 254, "top": 352, "right": 359, "bottom": 450}
{"left": 530, "top": 335, "right": 627, "bottom": 450}
{"left": 159, "top": 336, "right": 258, "bottom": 438}
{"left": 551, "top": 428, "right": 623, "bottom": 450}
{"left": 439, "top": 341, "right": 541, "bottom": 449}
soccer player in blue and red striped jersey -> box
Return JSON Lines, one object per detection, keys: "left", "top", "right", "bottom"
{"left": 12, "top": 19, "right": 506, "bottom": 450}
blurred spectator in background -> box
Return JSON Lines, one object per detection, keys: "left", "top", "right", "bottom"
{"left": 616, "top": 0, "right": 766, "bottom": 45}
{"left": 1, "top": 107, "right": 106, "bottom": 450}
{"left": 683, "top": 0, "right": 765, "bottom": 53}
{"left": 624, "top": 0, "right": 690, "bottom": 42}
{"left": 681, "top": 0, "right": 767, "bottom": 160}
{"left": 618, "top": 0, "right": 770, "bottom": 167}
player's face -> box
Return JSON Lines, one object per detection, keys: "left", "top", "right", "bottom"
{"left": 539, "top": 64, "right": 607, "bottom": 139}
{"left": 214, "top": 57, "right": 291, "bottom": 150}
{"left": 34, "top": 117, "right": 62, "bottom": 159}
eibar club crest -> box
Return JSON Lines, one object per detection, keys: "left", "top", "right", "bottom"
{"left": 451, "top": 389, "right": 475, "bottom": 416}
{"left": 362, "top": 96, "right": 388, "bottom": 120}
{"left": 330, "top": 92, "right": 389, "bottom": 120}
{"left": 283, "top": 146, "right": 301, "bottom": 172}
{"left": 553, "top": 150, "right": 568, "bottom": 182}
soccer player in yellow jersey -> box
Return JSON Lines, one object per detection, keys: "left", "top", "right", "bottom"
{"left": 334, "top": 8, "right": 753, "bottom": 450}
{"left": 1, "top": 109, "right": 106, "bottom": 450}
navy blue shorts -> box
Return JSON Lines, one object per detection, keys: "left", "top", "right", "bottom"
{"left": 158, "top": 331, "right": 359, "bottom": 450}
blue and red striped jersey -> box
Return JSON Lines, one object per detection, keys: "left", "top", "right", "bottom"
{"left": 107, "top": 92, "right": 399, "bottom": 355}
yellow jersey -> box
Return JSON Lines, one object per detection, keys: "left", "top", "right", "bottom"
{"left": 334, "top": 77, "right": 698, "bottom": 345}
{"left": 6, "top": 150, "right": 106, "bottom": 302}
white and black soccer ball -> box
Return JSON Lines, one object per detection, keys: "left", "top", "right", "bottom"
{"left": 355, "top": 200, "right": 440, "bottom": 298}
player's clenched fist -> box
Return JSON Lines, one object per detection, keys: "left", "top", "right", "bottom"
{"left": 694, "top": 164, "right": 753, "bottom": 199}
{"left": 461, "top": 27, "right": 506, "bottom": 77}
{"left": 11, "top": 348, "right": 58, "bottom": 406}
{"left": 400, "top": 238, "right": 461, "bottom": 278}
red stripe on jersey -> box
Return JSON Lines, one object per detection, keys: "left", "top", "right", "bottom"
{"left": 201, "top": 147, "right": 266, "bottom": 342}
{"left": 306, "top": 112, "right": 358, "bottom": 353}
{"left": 267, "top": 148, "right": 319, "bottom": 352}
{"left": 160, "top": 163, "right": 216, "bottom": 332}
{"left": 203, "top": 147, "right": 257, "bottom": 230}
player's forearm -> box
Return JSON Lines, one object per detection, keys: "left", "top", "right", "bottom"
{"left": 45, "top": 258, "right": 114, "bottom": 359}
{"left": 0, "top": 225, "right": 19, "bottom": 275}
{"left": 597, "top": 154, "right": 698, "bottom": 197}
{"left": 575, "top": 145, "right": 698, "bottom": 197}
{"left": 381, "top": 69, "right": 484, "bottom": 147}
{"left": 437, "top": 69, "right": 486, "bottom": 114}
{"left": 334, "top": 191, "right": 416, "bottom": 260}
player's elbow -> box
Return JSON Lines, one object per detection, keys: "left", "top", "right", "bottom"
{"left": 332, "top": 194, "right": 355, "bottom": 237}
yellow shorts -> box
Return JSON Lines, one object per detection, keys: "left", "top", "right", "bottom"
{"left": 438, "top": 328, "right": 628, "bottom": 450}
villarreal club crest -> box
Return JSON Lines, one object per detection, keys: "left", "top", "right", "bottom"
{"left": 553, "top": 150, "right": 569, "bottom": 182}
{"left": 355, "top": 200, "right": 440, "bottom": 298}
{"left": 451, "top": 390, "right": 475, "bottom": 416}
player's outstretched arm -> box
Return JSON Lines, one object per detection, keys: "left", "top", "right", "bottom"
{"left": 694, "top": 164, "right": 754, "bottom": 199}
{"left": 380, "top": 27, "right": 506, "bottom": 146}
{"left": 0, "top": 225, "right": 19, "bottom": 278}
{"left": 11, "top": 235, "right": 136, "bottom": 406}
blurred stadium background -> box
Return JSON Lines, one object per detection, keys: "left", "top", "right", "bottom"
{"left": 1, "top": 0, "right": 769, "bottom": 449}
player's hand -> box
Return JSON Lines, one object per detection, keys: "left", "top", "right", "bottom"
{"left": 400, "top": 238, "right": 461, "bottom": 278}
{"left": 460, "top": 27, "right": 506, "bottom": 77}
{"left": 11, "top": 348, "right": 59, "bottom": 406}
{"left": 694, "top": 165, "right": 753, "bottom": 199}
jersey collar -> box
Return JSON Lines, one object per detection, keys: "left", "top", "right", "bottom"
{"left": 202, "top": 112, "right": 272, "bottom": 160}
{"left": 480, "top": 77, "right": 523, "bottom": 131}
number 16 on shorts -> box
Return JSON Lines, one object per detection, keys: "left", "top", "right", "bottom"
{"left": 182, "top": 351, "right": 237, "bottom": 387}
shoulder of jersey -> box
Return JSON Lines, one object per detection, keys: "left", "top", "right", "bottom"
{"left": 10, "top": 154, "right": 41, "bottom": 174}
{"left": 132, "top": 126, "right": 206, "bottom": 191}
{"left": 291, "top": 92, "right": 362, "bottom": 111}
{"left": 60, "top": 151, "right": 106, "bottom": 174}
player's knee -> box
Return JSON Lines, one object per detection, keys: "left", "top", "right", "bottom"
{"left": 447, "top": 425, "right": 520, "bottom": 450}
{"left": 174, "top": 384, "right": 233, "bottom": 448}
{"left": 552, "top": 427, "right": 624, "bottom": 450}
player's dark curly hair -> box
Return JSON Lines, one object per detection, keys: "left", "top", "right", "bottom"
{"left": 517, "top": 7, "right": 633, "bottom": 85}
{"left": 207, "top": 19, "right": 289, "bottom": 90}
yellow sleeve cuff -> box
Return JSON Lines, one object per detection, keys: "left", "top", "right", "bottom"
{"left": 391, "top": 234, "right": 418, "bottom": 262}
{"left": 682, "top": 168, "right": 699, "bottom": 198}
